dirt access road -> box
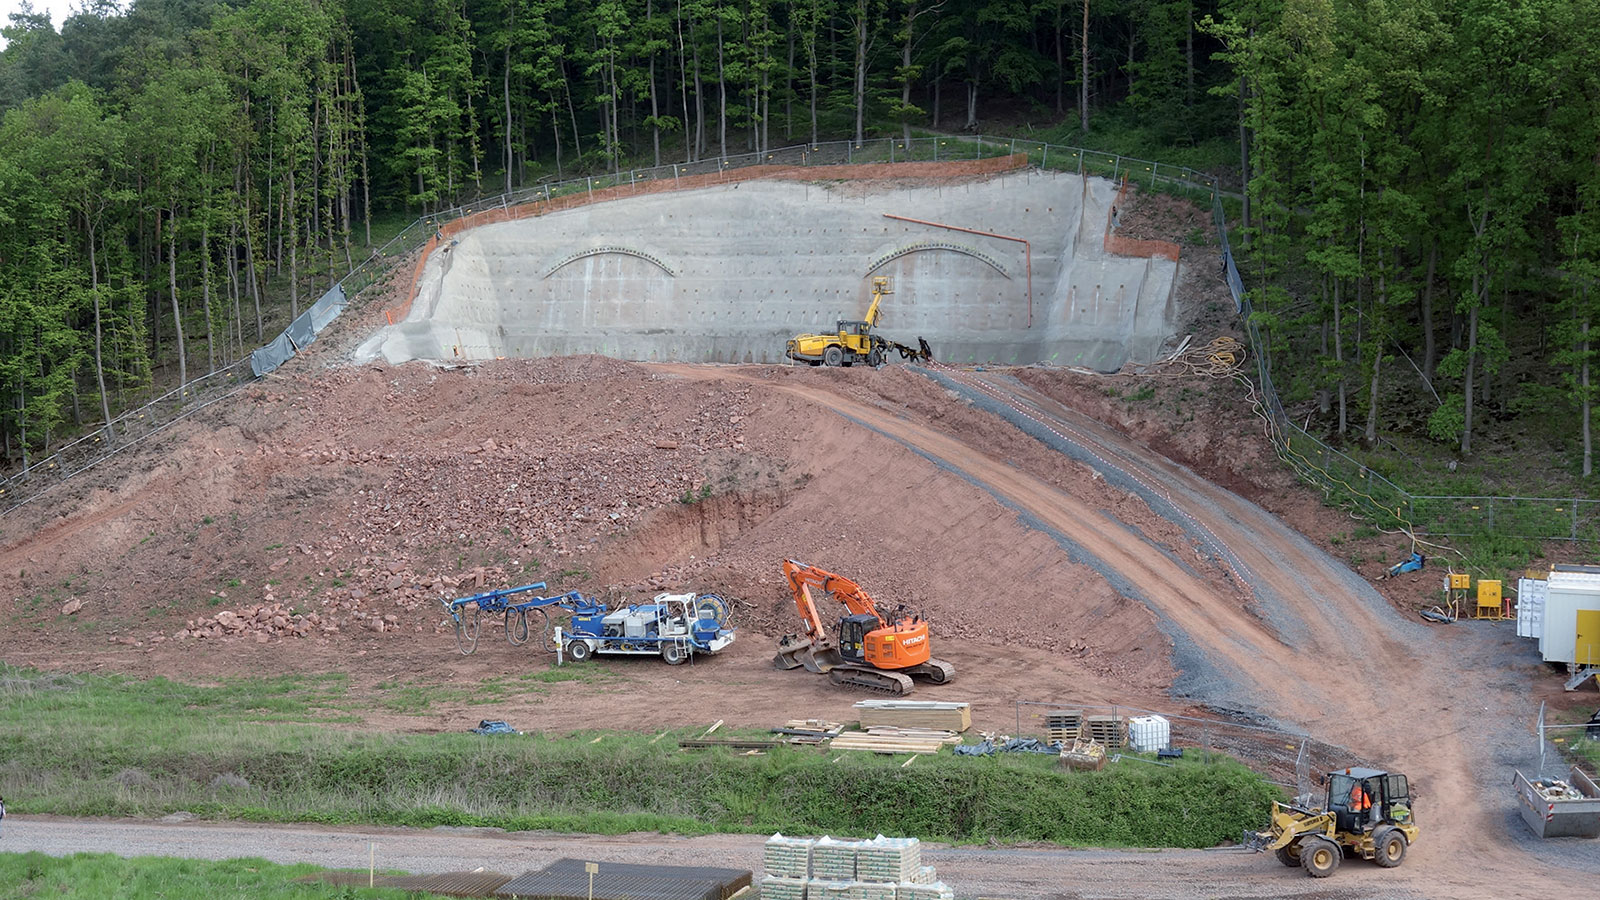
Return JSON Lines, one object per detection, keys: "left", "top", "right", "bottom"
{"left": 2, "top": 816, "right": 1430, "bottom": 899}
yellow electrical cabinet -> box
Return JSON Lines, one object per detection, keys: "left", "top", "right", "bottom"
{"left": 1475, "top": 580, "right": 1504, "bottom": 620}
{"left": 1449, "top": 573, "right": 1472, "bottom": 590}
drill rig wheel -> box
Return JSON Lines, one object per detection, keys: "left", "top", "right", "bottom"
{"left": 823, "top": 346, "right": 844, "bottom": 367}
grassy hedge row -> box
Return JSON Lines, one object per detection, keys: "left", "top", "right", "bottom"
{"left": 0, "top": 669, "right": 1280, "bottom": 848}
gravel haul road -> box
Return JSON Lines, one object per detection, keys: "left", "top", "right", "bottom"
{"left": 6, "top": 817, "right": 1429, "bottom": 899}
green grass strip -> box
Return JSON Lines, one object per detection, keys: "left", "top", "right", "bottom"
{"left": 0, "top": 669, "right": 1281, "bottom": 848}
{"left": 0, "top": 852, "right": 452, "bottom": 900}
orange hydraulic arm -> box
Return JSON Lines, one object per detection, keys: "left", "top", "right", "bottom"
{"left": 781, "top": 560, "right": 932, "bottom": 671}
{"left": 783, "top": 560, "right": 884, "bottom": 640}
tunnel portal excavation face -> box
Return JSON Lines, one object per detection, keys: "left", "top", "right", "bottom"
{"left": 359, "top": 174, "right": 1177, "bottom": 373}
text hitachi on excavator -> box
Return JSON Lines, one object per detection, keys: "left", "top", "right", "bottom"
{"left": 774, "top": 559, "right": 955, "bottom": 694}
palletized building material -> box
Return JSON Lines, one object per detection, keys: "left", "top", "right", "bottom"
{"left": 894, "top": 881, "right": 955, "bottom": 900}
{"left": 913, "top": 866, "right": 936, "bottom": 885}
{"left": 855, "top": 836, "right": 921, "bottom": 883}
{"left": 808, "top": 878, "right": 855, "bottom": 900}
{"left": 811, "top": 837, "right": 860, "bottom": 880}
{"left": 759, "top": 876, "right": 808, "bottom": 900}
{"left": 849, "top": 882, "right": 896, "bottom": 900}
{"left": 1127, "top": 715, "right": 1170, "bottom": 752}
{"left": 854, "top": 700, "right": 971, "bottom": 733}
{"left": 765, "top": 833, "right": 815, "bottom": 878}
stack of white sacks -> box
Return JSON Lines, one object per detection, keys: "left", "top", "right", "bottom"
{"left": 762, "top": 833, "right": 953, "bottom": 900}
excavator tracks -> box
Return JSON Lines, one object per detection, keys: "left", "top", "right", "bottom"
{"left": 905, "top": 658, "right": 956, "bottom": 684}
{"left": 828, "top": 665, "right": 916, "bottom": 695}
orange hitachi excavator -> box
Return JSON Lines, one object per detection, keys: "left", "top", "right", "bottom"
{"left": 774, "top": 559, "right": 956, "bottom": 694}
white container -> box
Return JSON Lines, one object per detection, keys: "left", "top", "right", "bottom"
{"left": 1541, "top": 569, "right": 1600, "bottom": 665}
{"left": 1127, "top": 715, "right": 1170, "bottom": 752}
{"left": 1517, "top": 577, "right": 1546, "bottom": 639}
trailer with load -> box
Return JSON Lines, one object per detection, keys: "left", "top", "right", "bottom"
{"left": 442, "top": 582, "right": 734, "bottom": 665}
{"left": 1514, "top": 767, "right": 1600, "bottom": 839}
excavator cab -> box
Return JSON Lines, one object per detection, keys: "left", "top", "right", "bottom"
{"left": 837, "top": 614, "right": 878, "bottom": 663}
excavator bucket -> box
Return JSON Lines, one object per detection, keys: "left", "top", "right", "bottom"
{"left": 773, "top": 634, "right": 844, "bottom": 673}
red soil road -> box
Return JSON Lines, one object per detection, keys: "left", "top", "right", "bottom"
{"left": 0, "top": 357, "right": 1589, "bottom": 900}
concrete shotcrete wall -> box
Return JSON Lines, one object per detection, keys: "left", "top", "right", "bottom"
{"left": 355, "top": 168, "right": 1178, "bottom": 372}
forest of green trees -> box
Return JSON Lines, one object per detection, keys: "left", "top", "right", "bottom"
{"left": 0, "top": 0, "right": 1597, "bottom": 484}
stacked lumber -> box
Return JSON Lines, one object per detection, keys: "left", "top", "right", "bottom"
{"left": 1045, "top": 709, "right": 1083, "bottom": 743}
{"left": 1084, "top": 714, "right": 1127, "bottom": 748}
{"left": 777, "top": 719, "right": 844, "bottom": 744}
{"left": 828, "top": 732, "right": 949, "bottom": 754}
{"left": 853, "top": 700, "right": 971, "bottom": 733}
{"left": 863, "top": 726, "right": 962, "bottom": 745}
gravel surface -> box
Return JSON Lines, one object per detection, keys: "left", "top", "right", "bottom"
{"left": 3, "top": 817, "right": 1431, "bottom": 900}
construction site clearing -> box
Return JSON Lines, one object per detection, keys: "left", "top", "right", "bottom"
{"left": 2, "top": 166, "right": 1599, "bottom": 900}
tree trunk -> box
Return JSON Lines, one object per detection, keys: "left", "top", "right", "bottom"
{"left": 931, "top": 75, "right": 939, "bottom": 128}
{"left": 854, "top": 10, "right": 868, "bottom": 144}
{"left": 1366, "top": 267, "right": 1384, "bottom": 445}
{"left": 168, "top": 210, "right": 188, "bottom": 391}
{"left": 649, "top": 0, "right": 661, "bottom": 167}
{"left": 244, "top": 199, "right": 264, "bottom": 340}
{"left": 1317, "top": 273, "right": 1329, "bottom": 414}
{"left": 1055, "top": 4, "right": 1064, "bottom": 113}
{"left": 287, "top": 166, "right": 300, "bottom": 319}
{"left": 965, "top": 80, "right": 977, "bottom": 130}
{"left": 901, "top": 4, "right": 916, "bottom": 144}
{"left": 1420, "top": 241, "right": 1437, "bottom": 384}
{"left": 202, "top": 213, "right": 216, "bottom": 373}
{"left": 1185, "top": 2, "right": 1194, "bottom": 107}
{"left": 505, "top": 44, "right": 515, "bottom": 193}
{"left": 717, "top": 16, "right": 728, "bottom": 156}
{"left": 88, "top": 222, "right": 112, "bottom": 438}
{"left": 1334, "top": 277, "right": 1346, "bottom": 434}
{"left": 1461, "top": 299, "right": 1478, "bottom": 456}
{"left": 1079, "top": 0, "right": 1089, "bottom": 131}
{"left": 693, "top": 28, "right": 705, "bottom": 160}
{"left": 1238, "top": 73, "right": 1249, "bottom": 244}
{"left": 1584, "top": 318, "right": 1593, "bottom": 477}
{"left": 785, "top": 27, "right": 794, "bottom": 139}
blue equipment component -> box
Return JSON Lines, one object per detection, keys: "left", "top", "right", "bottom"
{"left": 441, "top": 581, "right": 735, "bottom": 664}
{"left": 1386, "top": 552, "right": 1426, "bottom": 578}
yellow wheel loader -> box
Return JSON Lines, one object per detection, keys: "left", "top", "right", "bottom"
{"left": 1247, "top": 767, "right": 1418, "bottom": 878}
{"left": 785, "top": 277, "right": 931, "bottom": 367}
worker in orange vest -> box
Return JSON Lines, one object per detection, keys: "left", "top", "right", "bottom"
{"left": 1350, "top": 781, "right": 1373, "bottom": 813}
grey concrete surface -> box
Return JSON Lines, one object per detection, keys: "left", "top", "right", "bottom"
{"left": 354, "top": 171, "right": 1178, "bottom": 372}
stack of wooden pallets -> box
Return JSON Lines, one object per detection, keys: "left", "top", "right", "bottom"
{"left": 1045, "top": 709, "right": 1083, "bottom": 744}
{"left": 1084, "top": 714, "right": 1127, "bottom": 748}
{"left": 853, "top": 700, "right": 971, "bottom": 733}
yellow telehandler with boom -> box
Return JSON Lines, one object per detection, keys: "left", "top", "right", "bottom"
{"left": 1247, "top": 767, "right": 1418, "bottom": 878}
{"left": 785, "top": 277, "right": 931, "bottom": 367}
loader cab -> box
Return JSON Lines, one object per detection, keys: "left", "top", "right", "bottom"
{"left": 837, "top": 613, "right": 879, "bottom": 663}
{"left": 1328, "top": 768, "right": 1412, "bottom": 834}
